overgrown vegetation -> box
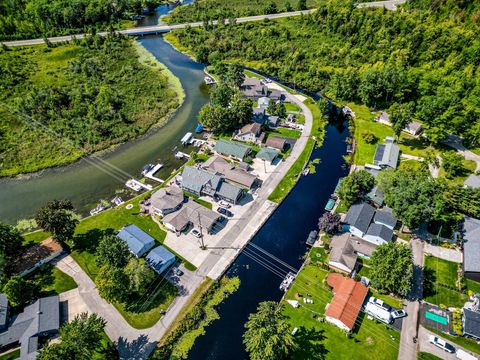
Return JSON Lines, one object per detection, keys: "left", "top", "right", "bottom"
{"left": 0, "top": 34, "right": 183, "bottom": 176}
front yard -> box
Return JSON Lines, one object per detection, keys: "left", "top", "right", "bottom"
{"left": 282, "top": 265, "right": 400, "bottom": 360}
{"left": 27, "top": 265, "right": 78, "bottom": 296}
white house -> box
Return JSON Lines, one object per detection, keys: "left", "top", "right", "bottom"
{"left": 258, "top": 96, "right": 270, "bottom": 109}
{"left": 233, "top": 123, "right": 262, "bottom": 143}
{"left": 344, "top": 203, "right": 375, "bottom": 238}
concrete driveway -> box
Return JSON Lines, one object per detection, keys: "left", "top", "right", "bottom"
{"left": 418, "top": 326, "right": 479, "bottom": 360}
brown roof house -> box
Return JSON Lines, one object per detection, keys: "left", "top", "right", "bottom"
{"left": 202, "top": 156, "right": 258, "bottom": 189}
{"left": 265, "top": 136, "right": 287, "bottom": 151}
{"left": 150, "top": 185, "right": 184, "bottom": 216}
{"left": 233, "top": 123, "right": 262, "bottom": 144}
{"left": 325, "top": 273, "right": 368, "bottom": 332}
{"left": 13, "top": 238, "right": 63, "bottom": 277}
{"left": 328, "top": 233, "right": 376, "bottom": 274}
{"left": 240, "top": 77, "right": 268, "bottom": 100}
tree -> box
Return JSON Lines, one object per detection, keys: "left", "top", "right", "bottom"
{"left": 337, "top": 170, "right": 375, "bottom": 207}
{"left": 38, "top": 313, "right": 108, "bottom": 360}
{"left": 96, "top": 264, "right": 127, "bottom": 303}
{"left": 389, "top": 102, "right": 414, "bottom": 139}
{"left": 318, "top": 212, "right": 341, "bottom": 234}
{"left": 35, "top": 200, "right": 79, "bottom": 243}
{"left": 0, "top": 223, "right": 24, "bottom": 279}
{"left": 198, "top": 104, "right": 228, "bottom": 131}
{"left": 264, "top": 1, "right": 278, "bottom": 14}
{"left": 210, "top": 83, "right": 234, "bottom": 107}
{"left": 225, "top": 64, "right": 245, "bottom": 89}
{"left": 2, "top": 276, "right": 36, "bottom": 307}
{"left": 243, "top": 301, "right": 297, "bottom": 360}
{"left": 362, "top": 131, "right": 377, "bottom": 144}
{"left": 124, "top": 258, "right": 156, "bottom": 297}
{"left": 369, "top": 243, "right": 413, "bottom": 297}
{"left": 297, "top": 0, "right": 307, "bottom": 10}
{"left": 96, "top": 234, "right": 130, "bottom": 268}
{"left": 441, "top": 151, "right": 464, "bottom": 178}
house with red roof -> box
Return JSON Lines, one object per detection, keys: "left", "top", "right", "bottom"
{"left": 325, "top": 273, "right": 368, "bottom": 332}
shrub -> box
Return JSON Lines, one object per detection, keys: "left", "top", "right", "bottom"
{"left": 362, "top": 131, "right": 378, "bottom": 144}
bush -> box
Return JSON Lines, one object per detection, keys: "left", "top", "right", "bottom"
{"left": 362, "top": 131, "right": 378, "bottom": 144}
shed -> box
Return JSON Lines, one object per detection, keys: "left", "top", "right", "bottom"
{"left": 256, "top": 148, "right": 280, "bottom": 164}
{"left": 146, "top": 246, "right": 176, "bottom": 275}
{"left": 117, "top": 224, "right": 156, "bottom": 257}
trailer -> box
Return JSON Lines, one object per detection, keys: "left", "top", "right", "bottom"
{"left": 365, "top": 302, "right": 393, "bottom": 324}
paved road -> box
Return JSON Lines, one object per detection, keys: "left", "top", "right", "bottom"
{"left": 398, "top": 238, "right": 424, "bottom": 360}
{"left": 356, "top": 0, "right": 407, "bottom": 10}
{"left": 419, "top": 326, "right": 480, "bottom": 360}
{"left": 1, "top": 10, "right": 316, "bottom": 47}
{"left": 442, "top": 134, "right": 480, "bottom": 172}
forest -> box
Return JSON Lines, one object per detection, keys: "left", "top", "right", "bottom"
{"left": 169, "top": 0, "right": 480, "bottom": 147}
{"left": 0, "top": 0, "right": 163, "bottom": 40}
{"left": 0, "top": 34, "right": 182, "bottom": 176}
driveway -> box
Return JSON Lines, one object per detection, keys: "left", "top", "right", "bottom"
{"left": 443, "top": 134, "right": 480, "bottom": 172}
{"left": 418, "top": 326, "right": 479, "bottom": 360}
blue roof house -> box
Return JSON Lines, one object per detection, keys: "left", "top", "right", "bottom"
{"left": 117, "top": 224, "right": 156, "bottom": 257}
{"left": 146, "top": 246, "right": 176, "bottom": 275}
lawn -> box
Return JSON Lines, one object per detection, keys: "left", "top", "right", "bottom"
{"left": 22, "top": 230, "right": 50, "bottom": 246}
{"left": 27, "top": 265, "right": 78, "bottom": 296}
{"left": 0, "top": 349, "right": 20, "bottom": 360}
{"left": 427, "top": 326, "right": 480, "bottom": 355}
{"left": 267, "top": 127, "right": 302, "bottom": 140}
{"left": 423, "top": 256, "right": 469, "bottom": 308}
{"left": 282, "top": 265, "right": 400, "bottom": 360}
{"left": 285, "top": 102, "right": 301, "bottom": 113}
{"left": 438, "top": 159, "right": 477, "bottom": 186}
{"left": 184, "top": 191, "right": 213, "bottom": 209}
{"left": 466, "top": 279, "right": 480, "bottom": 294}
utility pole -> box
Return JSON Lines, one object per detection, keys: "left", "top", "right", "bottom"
{"left": 197, "top": 211, "right": 206, "bottom": 250}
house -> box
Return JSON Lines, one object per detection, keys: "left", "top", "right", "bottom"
{"left": 146, "top": 246, "right": 176, "bottom": 275}
{"left": 117, "top": 224, "right": 156, "bottom": 257}
{"left": 266, "top": 115, "right": 279, "bottom": 127}
{"left": 265, "top": 136, "right": 287, "bottom": 151}
{"left": 269, "top": 90, "right": 283, "bottom": 101}
{"left": 0, "top": 296, "right": 59, "bottom": 360}
{"left": 240, "top": 77, "right": 268, "bottom": 100}
{"left": 163, "top": 200, "right": 222, "bottom": 234}
{"left": 150, "top": 185, "right": 184, "bottom": 216}
{"left": 258, "top": 96, "right": 270, "bottom": 109}
{"left": 373, "top": 140, "right": 400, "bottom": 169}
{"left": 163, "top": 209, "right": 190, "bottom": 233}
{"left": 366, "top": 185, "right": 384, "bottom": 207}
{"left": 213, "top": 140, "right": 252, "bottom": 161}
{"left": 405, "top": 121, "right": 423, "bottom": 136}
{"left": 463, "top": 308, "right": 480, "bottom": 341}
{"left": 256, "top": 147, "right": 280, "bottom": 164}
{"left": 181, "top": 166, "right": 245, "bottom": 204}
{"left": 252, "top": 107, "right": 266, "bottom": 124}
{"left": 344, "top": 203, "right": 375, "bottom": 238}
{"left": 0, "top": 294, "right": 7, "bottom": 332}
{"left": 375, "top": 112, "right": 391, "bottom": 125}
{"left": 328, "top": 233, "right": 376, "bottom": 274}
{"left": 463, "top": 217, "right": 480, "bottom": 281}
{"left": 373, "top": 208, "right": 397, "bottom": 230}
{"left": 233, "top": 123, "right": 262, "bottom": 144}
{"left": 464, "top": 174, "right": 480, "bottom": 189}
{"left": 325, "top": 273, "right": 368, "bottom": 332}
{"left": 364, "top": 223, "right": 394, "bottom": 245}
{"left": 12, "top": 238, "right": 63, "bottom": 277}
{"left": 202, "top": 156, "right": 258, "bottom": 189}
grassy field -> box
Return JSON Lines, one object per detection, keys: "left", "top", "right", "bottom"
{"left": 438, "top": 159, "right": 477, "bottom": 185}
{"left": 22, "top": 230, "right": 51, "bottom": 246}
{"left": 427, "top": 326, "right": 480, "bottom": 355}
{"left": 285, "top": 102, "right": 301, "bottom": 112}
{"left": 267, "top": 127, "right": 302, "bottom": 139}
{"left": 27, "top": 265, "right": 78, "bottom": 296}
{"left": 423, "top": 256, "right": 468, "bottom": 308}
{"left": 282, "top": 265, "right": 400, "bottom": 360}
{"left": 0, "top": 349, "right": 20, "bottom": 360}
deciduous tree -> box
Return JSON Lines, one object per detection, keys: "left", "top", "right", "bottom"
{"left": 35, "top": 200, "right": 79, "bottom": 243}
{"left": 337, "top": 170, "right": 375, "bottom": 207}
{"left": 318, "top": 212, "right": 341, "bottom": 234}
{"left": 2, "top": 276, "right": 36, "bottom": 307}
{"left": 96, "top": 264, "right": 127, "bottom": 303}
{"left": 96, "top": 234, "right": 130, "bottom": 268}
{"left": 124, "top": 257, "right": 156, "bottom": 297}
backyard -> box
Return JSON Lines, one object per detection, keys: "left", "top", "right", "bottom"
{"left": 282, "top": 265, "right": 400, "bottom": 360}
{"left": 27, "top": 265, "right": 78, "bottom": 296}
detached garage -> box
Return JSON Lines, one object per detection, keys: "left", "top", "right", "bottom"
{"left": 146, "top": 246, "right": 176, "bottom": 275}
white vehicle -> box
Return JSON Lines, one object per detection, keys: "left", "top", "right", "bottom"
{"left": 429, "top": 335, "right": 456, "bottom": 353}
{"left": 365, "top": 302, "right": 393, "bottom": 324}
{"left": 391, "top": 309, "right": 407, "bottom": 319}
{"left": 218, "top": 200, "right": 231, "bottom": 208}
{"left": 368, "top": 296, "right": 392, "bottom": 311}
{"left": 291, "top": 327, "right": 298, "bottom": 336}
{"left": 190, "top": 228, "right": 202, "bottom": 238}
{"left": 456, "top": 349, "right": 478, "bottom": 360}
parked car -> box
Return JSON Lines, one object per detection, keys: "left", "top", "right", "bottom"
{"left": 391, "top": 309, "right": 407, "bottom": 319}
{"left": 173, "top": 267, "right": 184, "bottom": 277}
{"left": 429, "top": 335, "right": 455, "bottom": 353}
{"left": 218, "top": 200, "right": 231, "bottom": 208}
{"left": 368, "top": 296, "right": 392, "bottom": 311}
{"left": 190, "top": 228, "right": 202, "bottom": 238}
{"left": 217, "top": 207, "right": 233, "bottom": 217}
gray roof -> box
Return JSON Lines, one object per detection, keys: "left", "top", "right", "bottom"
{"left": 214, "top": 140, "right": 251, "bottom": 159}
{"left": 217, "top": 182, "right": 244, "bottom": 202}
{"left": 163, "top": 209, "right": 190, "bottom": 231}
{"left": 183, "top": 201, "right": 221, "bottom": 230}
{"left": 407, "top": 121, "right": 423, "bottom": 134}
{"left": 465, "top": 174, "right": 480, "bottom": 189}
{"left": 463, "top": 217, "right": 480, "bottom": 273}
{"left": 150, "top": 186, "right": 184, "bottom": 212}
{"left": 181, "top": 166, "right": 222, "bottom": 196}
{"left": 374, "top": 142, "right": 399, "bottom": 169}
{"left": 366, "top": 185, "right": 384, "bottom": 206}
{"left": 117, "top": 224, "right": 155, "bottom": 257}
{"left": 463, "top": 308, "right": 480, "bottom": 339}
{"left": 146, "top": 246, "right": 175, "bottom": 274}
{"left": 0, "top": 294, "right": 8, "bottom": 328}
{"left": 256, "top": 148, "right": 279, "bottom": 163}
{"left": 345, "top": 203, "right": 375, "bottom": 234}
{"left": 374, "top": 208, "right": 397, "bottom": 228}
{"left": 329, "top": 233, "right": 376, "bottom": 272}
{"left": 366, "top": 223, "right": 393, "bottom": 242}
{"left": 0, "top": 296, "right": 59, "bottom": 359}
{"left": 202, "top": 156, "right": 257, "bottom": 189}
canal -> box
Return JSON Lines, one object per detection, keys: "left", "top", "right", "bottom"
{"left": 189, "top": 120, "right": 349, "bottom": 359}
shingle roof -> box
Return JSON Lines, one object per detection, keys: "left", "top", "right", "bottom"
{"left": 181, "top": 166, "right": 222, "bottom": 195}
{"left": 150, "top": 186, "right": 184, "bottom": 212}
{"left": 217, "top": 182, "right": 243, "bottom": 202}
{"left": 374, "top": 142, "right": 400, "bottom": 169}
{"left": 345, "top": 203, "right": 375, "bottom": 234}
{"left": 12, "top": 238, "right": 62, "bottom": 275}
{"left": 163, "top": 210, "right": 190, "bottom": 231}
{"left": 256, "top": 148, "right": 279, "bottom": 163}
{"left": 366, "top": 185, "right": 384, "bottom": 206}
{"left": 238, "top": 123, "right": 261, "bottom": 135}
{"left": 366, "top": 223, "right": 393, "bottom": 242}
{"left": 374, "top": 208, "right": 397, "bottom": 228}
{"left": 465, "top": 174, "right": 480, "bottom": 189}
{"left": 214, "top": 140, "right": 251, "bottom": 159}
{"left": 463, "top": 308, "right": 480, "bottom": 339}
{"left": 146, "top": 246, "right": 175, "bottom": 274}
{"left": 265, "top": 136, "right": 287, "bottom": 150}
{"left": 0, "top": 294, "right": 8, "bottom": 328}
{"left": 463, "top": 217, "right": 480, "bottom": 273}
{"left": 328, "top": 233, "right": 357, "bottom": 271}
{"left": 407, "top": 121, "right": 423, "bottom": 134}
{"left": 117, "top": 225, "right": 155, "bottom": 257}
{"left": 202, "top": 156, "right": 257, "bottom": 189}
{"left": 183, "top": 201, "right": 221, "bottom": 230}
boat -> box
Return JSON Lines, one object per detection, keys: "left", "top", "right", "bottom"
{"left": 111, "top": 196, "right": 124, "bottom": 207}
{"left": 90, "top": 203, "right": 108, "bottom": 216}
{"left": 175, "top": 151, "right": 190, "bottom": 159}
{"left": 126, "top": 179, "right": 152, "bottom": 192}
{"left": 195, "top": 123, "right": 204, "bottom": 133}
{"left": 302, "top": 168, "right": 309, "bottom": 176}
{"left": 280, "top": 272, "right": 296, "bottom": 292}
{"left": 180, "top": 132, "right": 193, "bottom": 145}
{"left": 306, "top": 230, "right": 318, "bottom": 246}
{"left": 324, "top": 198, "right": 336, "bottom": 212}
{"left": 204, "top": 76, "right": 215, "bottom": 85}
{"left": 141, "top": 163, "right": 164, "bottom": 183}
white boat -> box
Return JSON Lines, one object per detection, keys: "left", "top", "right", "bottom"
{"left": 111, "top": 196, "right": 124, "bottom": 207}
{"left": 90, "top": 204, "right": 108, "bottom": 216}
{"left": 280, "top": 272, "right": 296, "bottom": 292}
{"left": 204, "top": 76, "right": 215, "bottom": 85}
{"left": 125, "top": 179, "right": 152, "bottom": 192}
{"left": 181, "top": 132, "right": 193, "bottom": 145}
{"left": 175, "top": 151, "right": 190, "bottom": 159}
{"left": 302, "top": 168, "right": 309, "bottom": 176}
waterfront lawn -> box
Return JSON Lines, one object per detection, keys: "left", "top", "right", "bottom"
{"left": 22, "top": 230, "right": 51, "bottom": 246}
{"left": 27, "top": 265, "right": 78, "bottom": 296}
{"left": 423, "top": 256, "right": 468, "bottom": 307}
{"left": 426, "top": 326, "right": 480, "bottom": 355}
{"left": 282, "top": 265, "right": 399, "bottom": 360}
{"left": 267, "top": 127, "right": 301, "bottom": 140}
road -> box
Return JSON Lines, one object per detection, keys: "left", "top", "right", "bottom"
{"left": 419, "top": 326, "right": 480, "bottom": 360}
{"left": 356, "top": 0, "right": 407, "bottom": 10}
{"left": 398, "top": 238, "right": 424, "bottom": 360}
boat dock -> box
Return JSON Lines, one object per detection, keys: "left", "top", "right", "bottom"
{"left": 280, "top": 272, "right": 296, "bottom": 292}
{"left": 142, "top": 163, "right": 165, "bottom": 183}
{"left": 175, "top": 151, "right": 190, "bottom": 159}
{"left": 126, "top": 179, "right": 152, "bottom": 192}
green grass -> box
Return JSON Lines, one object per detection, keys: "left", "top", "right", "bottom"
{"left": 285, "top": 102, "right": 301, "bottom": 112}
{"left": 439, "top": 159, "right": 477, "bottom": 185}
{"left": 418, "top": 352, "right": 442, "bottom": 360}
{"left": 427, "top": 326, "right": 480, "bottom": 355}
{"left": 282, "top": 265, "right": 399, "bottom": 360}
{"left": 267, "top": 127, "right": 301, "bottom": 140}
{"left": 27, "top": 265, "right": 78, "bottom": 297}
{"left": 22, "top": 230, "right": 50, "bottom": 246}
{"left": 184, "top": 192, "right": 213, "bottom": 209}
{"left": 466, "top": 279, "right": 480, "bottom": 294}
{"left": 0, "top": 349, "right": 20, "bottom": 360}
{"left": 423, "top": 256, "right": 468, "bottom": 307}
{"left": 244, "top": 69, "right": 264, "bottom": 80}
{"left": 309, "top": 247, "right": 329, "bottom": 264}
